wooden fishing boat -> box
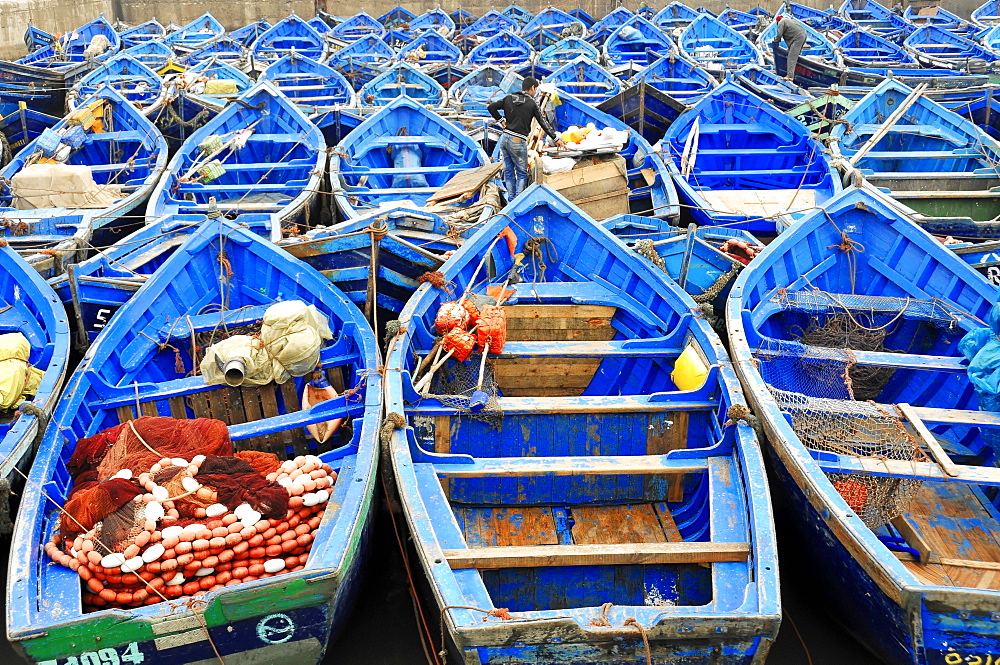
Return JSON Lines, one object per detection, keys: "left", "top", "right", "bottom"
{"left": 451, "top": 8, "right": 477, "bottom": 29}
{"left": 162, "top": 13, "right": 225, "bottom": 53}
{"left": 327, "top": 35, "right": 395, "bottom": 91}
{"left": 425, "top": 63, "right": 474, "bottom": 92}
{"left": 718, "top": 7, "right": 760, "bottom": 33}
{"left": 502, "top": 3, "right": 534, "bottom": 26}
{"left": 830, "top": 77, "right": 1000, "bottom": 227}
{"left": 836, "top": 29, "right": 918, "bottom": 68}
{"left": 156, "top": 59, "right": 253, "bottom": 150}
{"left": 586, "top": 6, "right": 635, "bottom": 46}
{"left": 653, "top": 1, "right": 703, "bottom": 32}
{"left": 779, "top": 0, "right": 851, "bottom": 30}
{"left": 358, "top": 62, "right": 446, "bottom": 107}
{"left": 383, "top": 183, "right": 779, "bottom": 665}
{"left": 307, "top": 15, "right": 333, "bottom": 35}
{"left": 124, "top": 40, "right": 177, "bottom": 73}
{"left": 410, "top": 8, "right": 456, "bottom": 37}
{"left": 7, "top": 217, "right": 381, "bottom": 665}
{"left": 537, "top": 37, "right": 600, "bottom": 67}
{"left": 180, "top": 36, "right": 249, "bottom": 70}
{"left": 904, "top": 4, "right": 978, "bottom": 35}
{"left": 837, "top": 0, "right": 912, "bottom": 39}
{"left": 679, "top": 14, "right": 764, "bottom": 74}
{"left": 329, "top": 95, "right": 488, "bottom": 220}
{"left": 758, "top": 15, "right": 839, "bottom": 66}
{"left": 734, "top": 64, "right": 812, "bottom": 111}
{"left": 467, "top": 31, "right": 534, "bottom": 66}
{"left": 23, "top": 21, "right": 54, "bottom": 53}
{"left": 520, "top": 7, "right": 586, "bottom": 50}
{"left": 570, "top": 8, "right": 596, "bottom": 28}
{"left": 603, "top": 15, "right": 673, "bottom": 66}
{"left": 597, "top": 78, "right": 687, "bottom": 145}
{"left": 630, "top": 52, "right": 716, "bottom": 105}
{"left": 457, "top": 10, "right": 521, "bottom": 54}
{"left": 903, "top": 25, "right": 999, "bottom": 71}
{"left": 49, "top": 213, "right": 273, "bottom": 346}
{"left": 329, "top": 11, "right": 387, "bottom": 42}
{"left": 661, "top": 78, "right": 841, "bottom": 233}
{"left": 250, "top": 14, "right": 328, "bottom": 72}
{"left": 147, "top": 81, "right": 324, "bottom": 239}
{"left": 68, "top": 53, "right": 164, "bottom": 114}
{"left": 119, "top": 20, "right": 166, "bottom": 49}
{"left": 382, "top": 27, "right": 415, "bottom": 50}
{"left": 726, "top": 184, "right": 1000, "bottom": 665}
{"left": 397, "top": 30, "right": 463, "bottom": 65}
{"left": 0, "top": 15, "right": 121, "bottom": 118}
{"left": 260, "top": 53, "right": 355, "bottom": 117}
{"left": 537, "top": 87, "right": 680, "bottom": 221}
{"left": 228, "top": 19, "right": 272, "bottom": 46}
{"left": 0, "top": 107, "right": 60, "bottom": 159}
{"left": 378, "top": 5, "right": 416, "bottom": 30}
{"left": 974, "top": 0, "right": 1000, "bottom": 25}
{"left": 0, "top": 85, "right": 167, "bottom": 277}
{"left": 545, "top": 56, "right": 622, "bottom": 105}
{"left": 952, "top": 88, "right": 1000, "bottom": 140}
{"left": 449, "top": 65, "right": 521, "bottom": 116}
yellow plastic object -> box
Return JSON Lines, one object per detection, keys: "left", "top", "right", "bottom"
{"left": 671, "top": 344, "right": 709, "bottom": 391}
{"left": 0, "top": 332, "right": 43, "bottom": 409}
{"left": 204, "top": 80, "right": 239, "bottom": 95}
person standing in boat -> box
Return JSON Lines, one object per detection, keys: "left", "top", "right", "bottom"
{"left": 488, "top": 77, "right": 565, "bottom": 202}
{"left": 772, "top": 14, "right": 807, "bottom": 82}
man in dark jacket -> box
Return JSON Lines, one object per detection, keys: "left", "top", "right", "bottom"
{"left": 772, "top": 14, "right": 807, "bottom": 82}
{"left": 487, "top": 77, "right": 564, "bottom": 201}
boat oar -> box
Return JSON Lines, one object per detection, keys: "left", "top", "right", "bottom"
{"left": 469, "top": 341, "right": 490, "bottom": 411}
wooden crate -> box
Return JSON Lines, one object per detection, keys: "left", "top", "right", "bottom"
{"left": 536, "top": 156, "right": 629, "bottom": 221}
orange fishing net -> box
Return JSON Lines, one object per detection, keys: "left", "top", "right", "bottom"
{"left": 443, "top": 328, "right": 476, "bottom": 362}
{"left": 476, "top": 305, "right": 507, "bottom": 353}
{"left": 435, "top": 301, "right": 469, "bottom": 334}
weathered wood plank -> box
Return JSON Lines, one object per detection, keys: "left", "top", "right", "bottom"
{"left": 435, "top": 455, "right": 709, "bottom": 477}
{"left": 444, "top": 542, "right": 750, "bottom": 569}
{"left": 168, "top": 396, "right": 187, "bottom": 419}
{"left": 571, "top": 504, "right": 667, "bottom": 545}
{"left": 654, "top": 502, "right": 683, "bottom": 542}
{"left": 461, "top": 507, "right": 559, "bottom": 548}
{"left": 647, "top": 412, "right": 688, "bottom": 502}
{"left": 117, "top": 405, "right": 135, "bottom": 424}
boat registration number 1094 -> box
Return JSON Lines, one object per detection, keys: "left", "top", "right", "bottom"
{"left": 39, "top": 642, "right": 145, "bottom": 665}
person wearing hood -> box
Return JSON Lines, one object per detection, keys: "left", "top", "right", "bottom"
{"left": 488, "top": 77, "right": 564, "bottom": 201}
{"left": 771, "top": 14, "right": 807, "bottom": 82}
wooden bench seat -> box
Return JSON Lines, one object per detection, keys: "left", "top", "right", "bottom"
{"left": 443, "top": 542, "right": 750, "bottom": 569}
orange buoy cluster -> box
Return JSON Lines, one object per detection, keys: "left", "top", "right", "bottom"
{"left": 45, "top": 455, "right": 336, "bottom": 612}
{"left": 718, "top": 239, "right": 761, "bottom": 266}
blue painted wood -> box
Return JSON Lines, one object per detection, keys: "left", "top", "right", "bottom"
{"left": 0, "top": 85, "right": 167, "bottom": 277}
{"left": 0, "top": 107, "right": 60, "bottom": 159}
{"left": 449, "top": 65, "right": 521, "bottom": 116}
{"left": 520, "top": 7, "right": 586, "bottom": 50}
{"left": 837, "top": 27, "right": 918, "bottom": 67}
{"left": 630, "top": 52, "right": 717, "bottom": 105}
{"left": 604, "top": 15, "right": 673, "bottom": 66}
{"left": 228, "top": 18, "right": 272, "bottom": 46}
{"left": 778, "top": 0, "right": 852, "bottom": 31}
{"left": 250, "top": 14, "right": 328, "bottom": 72}
{"left": 384, "top": 184, "right": 779, "bottom": 664}
{"left": 501, "top": 3, "right": 534, "bottom": 27}
{"left": 905, "top": 4, "right": 981, "bottom": 36}
{"left": 466, "top": 30, "right": 534, "bottom": 66}
{"left": 904, "top": 24, "right": 1000, "bottom": 70}
{"left": 358, "top": 62, "right": 446, "bottom": 107}
{"left": 330, "top": 95, "right": 488, "bottom": 220}
{"left": 537, "top": 37, "right": 600, "bottom": 67}
{"left": 975, "top": 0, "right": 1000, "bottom": 25}
{"left": 662, "top": 78, "right": 841, "bottom": 232}
{"left": 119, "top": 19, "right": 165, "bottom": 49}
{"left": 570, "top": 8, "right": 596, "bottom": 28}
{"left": 837, "top": 0, "right": 913, "bottom": 40}
{"left": 157, "top": 60, "right": 254, "bottom": 150}
{"left": 679, "top": 13, "right": 764, "bottom": 74}
{"left": 726, "top": 185, "right": 1000, "bottom": 665}
{"left": 179, "top": 36, "right": 250, "bottom": 69}
{"left": 718, "top": 7, "right": 760, "bottom": 33}
{"left": 450, "top": 8, "right": 477, "bottom": 29}
{"left": 653, "top": 1, "right": 703, "bottom": 31}
{"left": 757, "top": 13, "right": 839, "bottom": 62}
{"left": 327, "top": 35, "right": 395, "bottom": 91}
{"left": 260, "top": 53, "right": 356, "bottom": 115}
{"left": 734, "top": 63, "right": 812, "bottom": 111}
{"left": 586, "top": 6, "right": 635, "bottom": 46}
{"left": 68, "top": 53, "right": 163, "bottom": 113}
{"left": 410, "top": 8, "right": 457, "bottom": 37}
{"left": 23, "top": 22, "right": 54, "bottom": 53}
{"left": 7, "top": 217, "right": 381, "bottom": 665}
{"left": 545, "top": 56, "right": 622, "bottom": 104}
{"left": 458, "top": 10, "right": 521, "bottom": 55}
{"left": 397, "top": 29, "right": 463, "bottom": 65}
{"left": 124, "top": 40, "right": 176, "bottom": 72}
{"left": 147, "top": 81, "right": 324, "bottom": 237}
{"left": 378, "top": 6, "right": 416, "bottom": 30}
{"left": 162, "top": 13, "right": 225, "bottom": 53}
{"left": 329, "top": 11, "right": 387, "bottom": 41}
{"left": 307, "top": 14, "right": 332, "bottom": 35}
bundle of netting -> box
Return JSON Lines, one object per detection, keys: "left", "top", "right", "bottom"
{"left": 44, "top": 416, "right": 337, "bottom": 611}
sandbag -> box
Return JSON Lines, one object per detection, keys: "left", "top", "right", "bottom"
{"left": 11, "top": 164, "right": 123, "bottom": 209}
{"left": 204, "top": 79, "right": 238, "bottom": 95}
{"left": 0, "top": 332, "right": 44, "bottom": 410}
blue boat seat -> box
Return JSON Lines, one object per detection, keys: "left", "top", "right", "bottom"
{"left": 354, "top": 136, "right": 463, "bottom": 159}
{"left": 435, "top": 453, "right": 711, "bottom": 477}
{"left": 498, "top": 339, "right": 684, "bottom": 359}
{"left": 87, "top": 130, "right": 147, "bottom": 142}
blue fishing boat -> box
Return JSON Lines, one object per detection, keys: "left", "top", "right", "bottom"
{"left": 653, "top": 1, "right": 703, "bottom": 32}
{"left": 411, "top": 8, "right": 457, "bottom": 36}
{"left": 0, "top": 85, "right": 167, "bottom": 277}
{"left": 156, "top": 59, "right": 253, "bottom": 149}
{"left": 759, "top": 15, "right": 838, "bottom": 66}
{"left": 597, "top": 77, "right": 688, "bottom": 145}
{"left": 119, "top": 19, "right": 165, "bottom": 49}
{"left": 329, "top": 95, "right": 488, "bottom": 220}
{"left": 570, "top": 8, "right": 596, "bottom": 27}
{"left": 228, "top": 18, "right": 272, "bottom": 46}
{"left": 953, "top": 88, "right": 1000, "bottom": 140}
{"left": 48, "top": 213, "right": 272, "bottom": 345}
{"left": 382, "top": 27, "right": 415, "bottom": 50}
{"left": 837, "top": 0, "right": 912, "bottom": 39}
{"left": 734, "top": 64, "right": 812, "bottom": 111}
{"left": 148, "top": 81, "right": 324, "bottom": 237}
{"left": 905, "top": 4, "right": 978, "bottom": 35}
{"left": 124, "top": 40, "right": 176, "bottom": 73}
{"left": 830, "top": 77, "right": 1000, "bottom": 228}
{"left": 586, "top": 6, "right": 635, "bottom": 46}
{"left": 68, "top": 53, "right": 163, "bottom": 114}
{"left": 250, "top": 14, "right": 328, "bottom": 72}
{"left": 718, "top": 6, "right": 760, "bottom": 33}
{"left": 540, "top": 88, "right": 680, "bottom": 220}
{"left": 0, "top": 15, "right": 121, "bottom": 117}
{"left": 162, "top": 13, "right": 225, "bottom": 53}
{"left": 449, "top": 65, "right": 521, "bottom": 116}
{"left": 467, "top": 31, "right": 534, "bottom": 65}
{"left": 327, "top": 35, "right": 395, "bottom": 91}
{"left": 383, "top": 184, "right": 779, "bottom": 665}
{"left": 537, "top": 37, "right": 600, "bottom": 67}
{"left": 307, "top": 15, "right": 333, "bottom": 35}
{"left": 23, "top": 21, "right": 53, "bottom": 53}
{"left": 726, "top": 185, "right": 1000, "bottom": 665}
{"left": 780, "top": 0, "right": 852, "bottom": 30}
{"left": 974, "top": 0, "right": 1000, "bottom": 25}
{"left": 631, "top": 52, "right": 716, "bottom": 105}
{"left": 501, "top": 3, "right": 534, "bottom": 27}
{"left": 904, "top": 25, "right": 1000, "bottom": 71}
{"left": 397, "top": 30, "right": 463, "bottom": 65}
{"left": 836, "top": 28, "right": 918, "bottom": 67}
{"left": 0, "top": 107, "right": 59, "bottom": 159}
{"left": 260, "top": 53, "right": 355, "bottom": 116}
{"left": 520, "top": 7, "right": 586, "bottom": 50}
{"left": 662, "top": 78, "right": 841, "bottom": 233}
{"left": 458, "top": 10, "right": 520, "bottom": 53}
{"left": 358, "top": 62, "right": 446, "bottom": 107}
{"left": 679, "top": 13, "right": 764, "bottom": 74}
{"left": 378, "top": 5, "right": 416, "bottom": 30}
{"left": 603, "top": 15, "right": 673, "bottom": 66}
{"left": 451, "top": 8, "right": 477, "bottom": 29}
{"left": 8, "top": 216, "right": 381, "bottom": 665}
{"left": 425, "top": 63, "right": 474, "bottom": 92}
{"left": 546, "top": 56, "right": 622, "bottom": 104}
{"left": 329, "top": 11, "right": 387, "bottom": 41}
{"left": 180, "top": 36, "right": 249, "bottom": 70}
